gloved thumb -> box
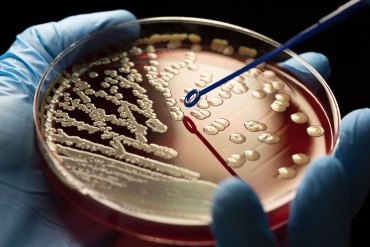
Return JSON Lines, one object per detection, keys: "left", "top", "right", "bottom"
{"left": 13, "top": 10, "right": 136, "bottom": 59}
{"left": 0, "top": 10, "right": 136, "bottom": 96}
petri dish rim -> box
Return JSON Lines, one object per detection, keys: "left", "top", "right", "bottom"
{"left": 33, "top": 16, "right": 341, "bottom": 244}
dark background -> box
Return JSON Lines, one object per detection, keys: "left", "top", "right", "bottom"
{"left": 1, "top": 0, "right": 369, "bottom": 245}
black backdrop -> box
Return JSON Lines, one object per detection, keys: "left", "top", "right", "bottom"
{"left": 1, "top": 0, "right": 369, "bottom": 245}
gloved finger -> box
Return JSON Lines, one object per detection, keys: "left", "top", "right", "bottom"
{"left": 334, "top": 108, "right": 370, "bottom": 215}
{"left": 289, "top": 156, "right": 351, "bottom": 247}
{"left": 212, "top": 178, "right": 275, "bottom": 247}
{"left": 280, "top": 52, "right": 331, "bottom": 81}
{"left": 0, "top": 10, "right": 136, "bottom": 96}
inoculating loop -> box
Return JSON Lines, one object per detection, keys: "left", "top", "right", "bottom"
{"left": 184, "top": 89, "right": 200, "bottom": 107}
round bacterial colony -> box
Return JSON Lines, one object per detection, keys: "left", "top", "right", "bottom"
{"left": 37, "top": 28, "right": 335, "bottom": 244}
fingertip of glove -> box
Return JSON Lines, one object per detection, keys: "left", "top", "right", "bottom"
{"left": 60, "top": 9, "right": 137, "bottom": 29}
{"left": 281, "top": 52, "right": 331, "bottom": 80}
{"left": 90, "top": 9, "right": 136, "bottom": 23}
{"left": 211, "top": 178, "right": 275, "bottom": 247}
{"left": 301, "top": 52, "right": 331, "bottom": 79}
{"left": 212, "top": 178, "right": 260, "bottom": 216}
{"left": 338, "top": 108, "right": 370, "bottom": 147}
{"left": 297, "top": 156, "right": 343, "bottom": 193}
{"left": 212, "top": 177, "right": 267, "bottom": 235}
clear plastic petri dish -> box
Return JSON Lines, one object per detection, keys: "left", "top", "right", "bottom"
{"left": 33, "top": 17, "right": 340, "bottom": 246}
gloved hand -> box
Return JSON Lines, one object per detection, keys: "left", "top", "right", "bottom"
{"left": 211, "top": 53, "right": 370, "bottom": 247}
{"left": 3, "top": 11, "right": 368, "bottom": 247}
{"left": 0, "top": 10, "right": 157, "bottom": 247}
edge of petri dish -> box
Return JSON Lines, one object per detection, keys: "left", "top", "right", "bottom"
{"left": 33, "top": 16, "right": 341, "bottom": 243}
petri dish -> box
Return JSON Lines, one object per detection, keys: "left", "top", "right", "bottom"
{"left": 33, "top": 17, "right": 340, "bottom": 246}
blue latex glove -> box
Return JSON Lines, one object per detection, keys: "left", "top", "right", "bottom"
{"left": 0, "top": 10, "right": 143, "bottom": 247}
{"left": 212, "top": 53, "right": 370, "bottom": 247}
